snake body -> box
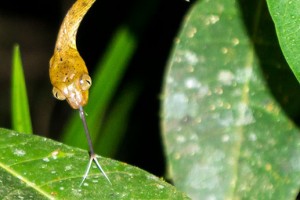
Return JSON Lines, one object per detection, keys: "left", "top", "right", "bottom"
{"left": 49, "top": 0, "right": 95, "bottom": 109}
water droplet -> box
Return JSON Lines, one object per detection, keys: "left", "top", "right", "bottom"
{"left": 265, "top": 163, "right": 272, "bottom": 171}
{"left": 214, "top": 87, "right": 223, "bottom": 95}
{"left": 83, "top": 182, "right": 89, "bottom": 186}
{"left": 13, "top": 149, "right": 26, "bottom": 157}
{"left": 65, "top": 165, "right": 72, "bottom": 171}
{"left": 232, "top": 38, "right": 240, "bottom": 45}
{"left": 218, "top": 70, "right": 234, "bottom": 86}
{"left": 197, "top": 84, "right": 210, "bottom": 97}
{"left": 209, "top": 105, "right": 216, "bottom": 111}
{"left": 184, "top": 50, "right": 198, "bottom": 65}
{"left": 221, "top": 47, "right": 228, "bottom": 54}
{"left": 51, "top": 150, "right": 59, "bottom": 159}
{"left": 249, "top": 133, "right": 257, "bottom": 141}
{"left": 205, "top": 15, "right": 220, "bottom": 25}
{"left": 157, "top": 184, "right": 165, "bottom": 189}
{"left": 187, "top": 27, "right": 197, "bottom": 38}
{"left": 176, "top": 135, "right": 186, "bottom": 143}
{"left": 222, "top": 134, "right": 230, "bottom": 142}
{"left": 185, "top": 77, "right": 201, "bottom": 89}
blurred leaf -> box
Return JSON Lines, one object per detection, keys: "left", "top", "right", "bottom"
{"left": 95, "top": 82, "right": 142, "bottom": 157}
{"left": 161, "top": 0, "right": 300, "bottom": 199}
{"left": 11, "top": 44, "right": 32, "bottom": 134}
{"left": 266, "top": 0, "right": 300, "bottom": 83}
{"left": 0, "top": 128, "right": 189, "bottom": 199}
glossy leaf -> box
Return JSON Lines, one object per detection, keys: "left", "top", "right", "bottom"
{"left": 266, "top": 0, "right": 300, "bottom": 82}
{"left": 11, "top": 44, "right": 32, "bottom": 134}
{"left": 162, "top": 0, "right": 300, "bottom": 199}
{"left": 0, "top": 128, "right": 189, "bottom": 199}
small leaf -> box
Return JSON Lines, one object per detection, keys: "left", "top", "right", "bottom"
{"left": 162, "top": 0, "right": 300, "bottom": 199}
{"left": 11, "top": 44, "right": 32, "bottom": 134}
{"left": 0, "top": 128, "right": 189, "bottom": 199}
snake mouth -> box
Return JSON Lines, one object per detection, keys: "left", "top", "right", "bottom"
{"left": 66, "top": 90, "right": 89, "bottom": 110}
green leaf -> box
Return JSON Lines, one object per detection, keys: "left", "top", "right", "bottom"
{"left": 0, "top": 128, "right": 189, "bottom": 199}
{"left": 161, "top": 0, "right": 300, "bottom": 199}
{"left": 11, "top": 44, "right": 32, "bottom": 134}
{"left": 266, "top": 0, "right": 300, "bottom": 82}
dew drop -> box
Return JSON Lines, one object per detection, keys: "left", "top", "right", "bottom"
{"left": 13, "top": 149, "right": 26, "bottom": 157}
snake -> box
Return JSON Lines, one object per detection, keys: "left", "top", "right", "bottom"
{"left": 49, "top": 0, "right": 111, "bottom": 186}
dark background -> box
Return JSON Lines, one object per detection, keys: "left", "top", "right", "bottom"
{"left": 0, "top": 0, "right": 192, "bottom": 177}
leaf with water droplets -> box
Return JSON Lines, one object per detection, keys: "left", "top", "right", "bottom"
{"left": 162, "top": 0, "right": 300, "bottom": 199}
{"left": 0, "top": 128, "right": 189, "bottom": 199}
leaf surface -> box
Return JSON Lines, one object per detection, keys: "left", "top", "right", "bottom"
{"left": 11, "top": 44, "right": 32, "bottom": 134}
{"left": 267, "top": 0, "right": 300, "bottom": 82}
{"left": 162, "top": 0, "right": 300, "bottom": 199}
{"left": 0, "top": 128, "right": 188, "bottom": 199}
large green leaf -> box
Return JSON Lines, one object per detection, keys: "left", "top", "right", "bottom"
{"left": 0, "top": 128, "right": 189, "bottom": 199}
{"left": 11, "top": 44, "right": 32, "bottom": 134}
{"left": 162, "top": 0, "right": 300, "bottom": 199}
{"left": 266, "top": 0, "right": 300, "bottom": 82}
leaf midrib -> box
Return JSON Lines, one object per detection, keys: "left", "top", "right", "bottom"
{"left": 0, "top": 158, "right": 54, "bottom": 199}
{"left": 230, "top": 2, "right": 265, "bottom": 197}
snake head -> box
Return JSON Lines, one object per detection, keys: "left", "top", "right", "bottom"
{"left": 49, "top": 48, "right": 92, "bottom": 109}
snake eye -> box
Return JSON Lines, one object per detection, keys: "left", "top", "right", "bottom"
{"left": 79, "top": 74, "right": 92, "bottom": 91}
{"left": 52, "top": 87, "right": 66, "bottom": 100}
